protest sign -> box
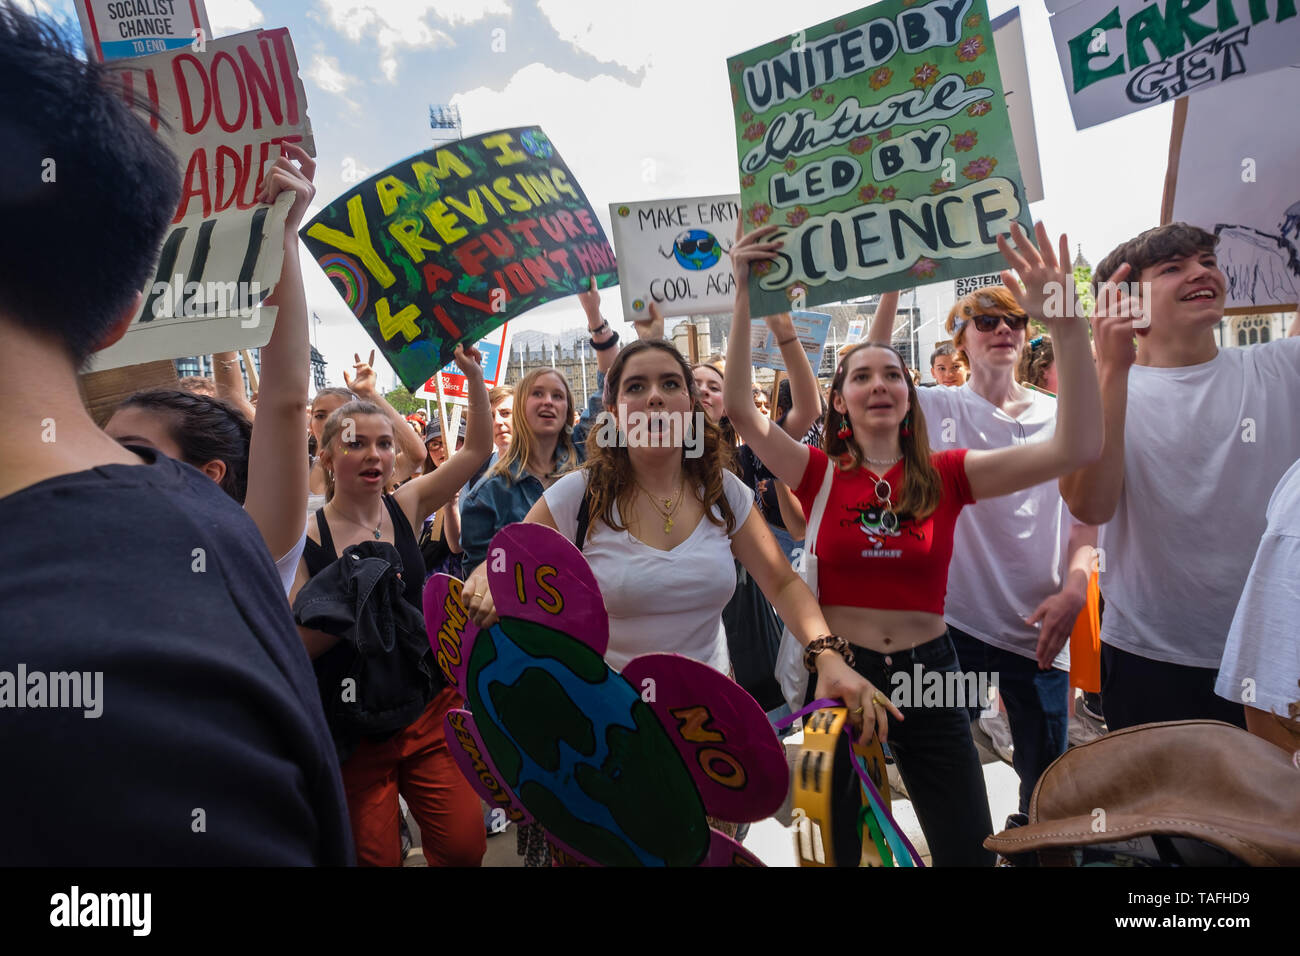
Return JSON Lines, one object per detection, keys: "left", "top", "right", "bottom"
{"left": 301, "top": 127, "right": 617, "bottom": 392}
{"left": 87, "top": 27, "right": 314, "bottom": 371}
{"left": 1047, "top": 0, "right": 1300, "bottom": 130}
{"left": 1167, "top": 66, "right": 1300, "bottom": 313}
{"left": 416, "top": 323, "right": 513, "bottom": 403}
{"left": 609, "top": 196, "right": 740, "bottom": 319}
{"left": 75, "top": 0, "right": 213, "bottom": 61}
{"left": 727, "top": 0, "right": 1032, "bottom": 318}
{"left": 749, "top": 311, "right": 832, "bottom": 372}
{"left": 990, "top": 8, "right": 1043, "bottom": 204}
{"left": 955, "top": 272, "right": 1005, "bottom": 296}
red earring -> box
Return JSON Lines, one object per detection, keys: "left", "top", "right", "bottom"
{"left": 836, "top": 418, "right": 852, "bottom": 440}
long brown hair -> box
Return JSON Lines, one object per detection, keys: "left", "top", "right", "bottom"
{"left": 586, "top": 340, "right": 736, "bottom": 538}
{"left": 489, "top": 367, "right": 580, "bottom": 482}
{"left": 823, "top": 343, "right": 942, "bottom": 522}
{"left": 319, "top": 399, "right": 387, "bottom": 501}
{"left": 691, "top": 361, "right": 739, "bottom": 455}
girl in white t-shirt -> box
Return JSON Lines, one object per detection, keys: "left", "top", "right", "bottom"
{"left": 461, "top": 340, "right": 895, "bottom": 726}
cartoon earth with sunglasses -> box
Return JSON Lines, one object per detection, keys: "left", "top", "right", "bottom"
{"left": 661, "top": 229, "right": 724, "bottom": 270}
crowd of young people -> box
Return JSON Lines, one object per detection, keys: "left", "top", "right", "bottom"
{"left": 5, "top": 2, "right": 1297, "bottom": 868}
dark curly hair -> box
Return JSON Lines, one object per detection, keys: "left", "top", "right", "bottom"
{"left": 116, "top": 389, "right": 253, "bottom": 503}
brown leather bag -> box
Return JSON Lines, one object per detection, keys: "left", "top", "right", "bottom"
{"left": 984, "top": 720, "right": 1300, "bottom": 866}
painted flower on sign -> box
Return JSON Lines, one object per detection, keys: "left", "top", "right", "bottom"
{"left": 966, "top": 13, "right": 982, "bottom": 27}
{"left": 848, "top": 136, "right": 873, "bottom": 154}
{"left": 910, "top": 258, "right": 939, "bottom": 278}
{"left": 748, "top": 203, "right": 772, "bottom": 226}
{"left": 741, "top": 174, "right": 756, "bottom": 188}
{"left": 962, "top": 156, "right": 998, "bottom": 180}
{"left": 784, "top": 158, "right": 798, "bottom": 173}
{"left": 869, "top": 66, "right": 893, "bottom": 90}
{"left": 787, "top": 206, "right": 810, "bottom": 227}
{"left": 967, "top": 100, "right": 992, "bottom": 117}
{"left": 880, "top": 186, "right": 897, "bottom": 201}
{"left": 930, "top": 179, "right": 954, "bottom": 194}
{"left": 911, "top": 63, "right": 939, "bottom": 89}
{"left": 965, "top": 70, "right": 985, "bottom": 85}
{"left": 877, "top": 127, "right": 892, "bottom": 142}
{"left": 741, "top": 110, "right": 754, "bottom": 123}
{"left": 811, "top": 87, "right": 824, "bottom": 101}
{"left": 858, "top": 184, "right": 878, "bottom": 202}
{"left": 957, "top": 36, "right": 985, "bottom": 62}
{"left": 743, "top": 121, "right": 768, "bottom": 141}
{"left": 825, "top": 94, "right": 836, "bottom": 105}
{"left": 952, "top": 130, "right": 978, "bottom": 151}
{"left": 754, "top": 260, "right": 776, "bottom": 276}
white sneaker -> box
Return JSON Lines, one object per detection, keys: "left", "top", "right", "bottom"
{"left": 979, "top": 712, "right": 1015, "bottom": 763}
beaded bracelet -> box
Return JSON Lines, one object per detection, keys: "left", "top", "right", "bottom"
{"left": 591, "top": 331, "right": 620, "bottom": 351}
{"left": 803, "top": 635, "right": 854, "bottom": 673}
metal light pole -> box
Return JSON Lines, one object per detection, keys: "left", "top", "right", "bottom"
{"left": 429, "top": 104, "right": 463, "bottom": 141}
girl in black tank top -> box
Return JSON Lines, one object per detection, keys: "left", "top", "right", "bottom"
{"left": 304, "top": 494, "right": 426, "bottom": 608}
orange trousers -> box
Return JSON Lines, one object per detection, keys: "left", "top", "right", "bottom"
{"left": 341, "top": 687, "right": 486, "bottom": 867}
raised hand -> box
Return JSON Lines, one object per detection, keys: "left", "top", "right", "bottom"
{"left": 452, "top": 343, "right": 485, "bottom": 380}
{"left": 634, "top": 301, "right": 665, "bottom": 341}
{"left": 256, "top": 142, "right": 316, "bottom": 231}
{"left": 730, "top": 223, "right": 783, "bottom": 287}
{"left": 996, "top": 222, "right": 1076, "bottom": 325}
{"left": 343, "top": 350, "right": 378, "bottom": 397}
{"left": 577, "top": 276, "right": 600, "bottom": 316}
{"left": 765, "top": 311, "right": 796, "bottom": 340}
{"left": 1091, "top": 262, "right": 1140, "bottom": 373}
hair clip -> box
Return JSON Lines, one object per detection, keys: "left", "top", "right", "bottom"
{"left": 1029, "top": 336, "right": 1044, "bottom": 349}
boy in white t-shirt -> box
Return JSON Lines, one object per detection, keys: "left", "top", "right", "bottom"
{"left": 1061, "top": 223, "right": 1300, "bottom": 730}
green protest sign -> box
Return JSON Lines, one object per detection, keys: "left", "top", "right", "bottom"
{"left": 727, "top": 0, "right": 1032, "bottom": 316}
{"left": 301, "top": 126, "right": 617, "bottom": 390}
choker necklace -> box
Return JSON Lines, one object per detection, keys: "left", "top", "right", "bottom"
{"left": 333, "top": 503, "right": 383, "bottom": 539}
{"left": 864, "top": 454, "right": 903, "bottom": 467}
{"left": 636, "top": 479, "right": 685, "bottom": 533}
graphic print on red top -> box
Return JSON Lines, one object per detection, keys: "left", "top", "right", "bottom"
{"left": 793, "top": 445, "right": 974, "bottom": 615}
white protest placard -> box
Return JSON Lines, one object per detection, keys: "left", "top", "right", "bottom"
{"left": 415, "top": 323, "right": 513, "bottom": 403}
{"left": 87, "top": 28, "right": 315, "bottom": 371}
{"left": 749, "top": 311, "right": 832, "bottom": 372}
{"left": 609, "top": 196, "right": 740, "bottom": 320}
{"left": 1170, "top": 65, "right": 1300, "bottom": 312}
{"left": 74, "top": 0, "right": 213, "bottom": 62}
{"left": 955, "top": 273, "right": 1006, "bottom": 297}
{"left": 1048, "top": 0, "right": 1300, "bottom": 130}
{"left": 991, "top": 8, "right": 1044, "bottom": 204}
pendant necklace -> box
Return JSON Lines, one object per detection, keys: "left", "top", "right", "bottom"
{"left": 637, "top": 479, "right": 685, "bottom": 533}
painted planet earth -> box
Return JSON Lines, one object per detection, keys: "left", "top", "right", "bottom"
{"left": 466, "top": 615, "right": 710, "bottom": 866}
{"left": 519, "top": 129, "right": 554, "bottom": 159}
{"left": 673, "top": 229, "right": 721, "bottom": 270}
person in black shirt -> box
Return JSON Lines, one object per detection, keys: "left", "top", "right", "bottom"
{"left": 0, "top": 3, "right": 350, "bottom": 864}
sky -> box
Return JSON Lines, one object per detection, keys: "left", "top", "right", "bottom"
{"left": 36, "top": 0, "right": 1178, "bottom": 390}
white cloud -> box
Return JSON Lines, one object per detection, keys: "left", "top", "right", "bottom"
{"left": 306, "top": 54, "right": 355, "bottom": 94}
{"left": 316, "top": 0, "right": 509, "bottom": 80}
{"left": 208, "top": 0, "right": 266, "bottom": 36}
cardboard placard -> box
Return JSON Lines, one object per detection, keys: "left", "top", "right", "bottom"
{"left": 749, "top": 310, "right": 832, "bottom": 371}
{"left": 85, "top": 27, "right": 314, "bottom": 371}
{"left": 1047, "top": 0, "right": 1300, "bottom": 130}
{"left": 727, "top": 0, "right": 1032, "bottom": 317}
{"left": 609, "top": 196, "right": 741, "bottom": 319}
{"left": 415, "top": 323, "right": 513, "bottom": 403}
{"left": 1169, "top": 65, "right": 1300, "bottom": 313}
{"left": 301, "top": 126, "right": 617, "bottom": 391}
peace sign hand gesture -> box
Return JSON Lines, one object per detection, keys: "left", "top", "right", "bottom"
{"left": 996, "top": 222, "right": 1080, "bottom": 327}
{"left": 343, "top": 350, "right": 378, "bottom": 398}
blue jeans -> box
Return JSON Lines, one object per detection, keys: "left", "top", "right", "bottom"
{"left": 949, "top": 625, "right": 1068, "bottom": 815}
{"left": 835, "top": 632, "right": 995, "bottom": 866}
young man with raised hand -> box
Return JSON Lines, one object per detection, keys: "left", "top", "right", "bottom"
{"left": 1060, "top": 223, "right": 1300, "bottom": 731}
{"left": 0, "top": 3, "right": 351, "bottom": 864}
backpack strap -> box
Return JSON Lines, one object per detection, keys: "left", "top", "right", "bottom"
{"left": 574, "top": 488, "right": 592, "bottom": 551}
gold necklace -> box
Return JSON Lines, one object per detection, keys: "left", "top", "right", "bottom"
{"left": 636, "top": 479, "right": 685, "bottom": 533}
{"left": 331, "top": 503, "right": 383, "bottom": 539}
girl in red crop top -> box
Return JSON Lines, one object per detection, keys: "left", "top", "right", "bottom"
{"left": 724, "top": 221, "right": 1104, "bottom": 865}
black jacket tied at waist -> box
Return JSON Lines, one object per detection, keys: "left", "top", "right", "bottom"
{"left": 293, "top": 541, "right": 442, "bottom": 754}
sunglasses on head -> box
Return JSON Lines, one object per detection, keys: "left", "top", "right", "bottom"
{"left": 957, "top": 312, "right": 1030, "bottom": 333}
